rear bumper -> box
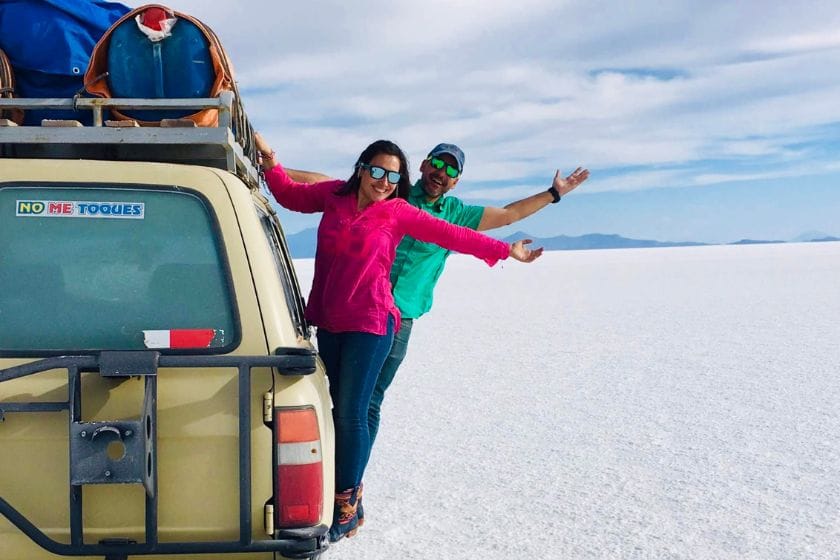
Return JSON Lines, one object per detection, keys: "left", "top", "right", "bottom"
{"left": 1, "top": 498, "right": 328, "bottom": 557}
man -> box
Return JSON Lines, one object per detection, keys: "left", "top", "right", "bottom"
{"left": 287, "top": 144, "right": 588, "bottom": 445}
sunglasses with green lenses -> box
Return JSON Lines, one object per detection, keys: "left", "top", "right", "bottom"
{"left": 428, "top": 156, "right": 460, "bottom": 178}
{"left": 360, "top": 163, "right": 402, "bottom": 185}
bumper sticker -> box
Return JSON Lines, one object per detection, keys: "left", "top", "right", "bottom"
{"left": 16, "top": 200, "right": 145, "bottom": 219}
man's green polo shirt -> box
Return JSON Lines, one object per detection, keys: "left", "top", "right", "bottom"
{"left": 390, "top": 181, "right": 485, "bottom": 319}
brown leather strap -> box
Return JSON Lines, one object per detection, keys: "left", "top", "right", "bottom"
{"left": 0, "top": 48, "right": 24, "bottom": 124}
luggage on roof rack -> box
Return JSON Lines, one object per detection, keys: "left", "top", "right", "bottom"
{"left": 0, "top": 0, "right": 130, "bottom": 125}
{"left": 0, "top": 4, "right": 260, "bottom": 188}
{"left": 84, "top": 4, "right": 255, "bottom": 162}
{"left": 87, "top": 5, "right": 228, "bottom": 125}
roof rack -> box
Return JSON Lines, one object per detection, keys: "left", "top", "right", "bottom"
{"left": 0, "top": 91, "right": 260, "bottom": 189}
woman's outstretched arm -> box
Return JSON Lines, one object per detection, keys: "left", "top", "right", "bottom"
{"left": 256, "top": 133, "right": 342, "bottom": 214}
{"left": 397, "top": 201, "right": 543, "bottom": 265}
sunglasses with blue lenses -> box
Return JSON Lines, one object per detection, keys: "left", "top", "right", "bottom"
{"left": 360, "top": 163, "right": 402, "bottom": 185}
{"left": 428, "top": 156, "right": 460, "bottom": 179}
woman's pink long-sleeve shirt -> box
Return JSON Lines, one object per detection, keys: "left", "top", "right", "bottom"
{"left": 265, "top": 164, "right": 510, "bottom": 335}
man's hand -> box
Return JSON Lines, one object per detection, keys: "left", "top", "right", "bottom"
{"left": 287, "top": 168, "right": 335, "bottom": 183}
{"left": 509, "top": 239, "right": 544, "bottom": 263}
{"left": 552, "top": 167, "right": 589, "bottom": 197}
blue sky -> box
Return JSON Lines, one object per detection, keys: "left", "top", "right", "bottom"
{"left": 128, "top": 0, "right": 840, "bottom": 243}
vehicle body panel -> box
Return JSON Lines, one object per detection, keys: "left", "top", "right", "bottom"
{"left": 0, "top": 159, "right": 333, "bottom": 559}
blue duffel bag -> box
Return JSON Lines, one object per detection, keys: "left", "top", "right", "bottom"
{"left": 0, "top": 0, "right": 130, "bottom": 125}
{"left": 86, "top": 4, "right": 234, "bottom": 126}
{"left": 102, "top": 6, "right": 216, "bottom": 120}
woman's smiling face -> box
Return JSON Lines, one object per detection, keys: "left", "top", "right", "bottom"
{"left": 357, "top": 153, "right": 401, "bottom": 209}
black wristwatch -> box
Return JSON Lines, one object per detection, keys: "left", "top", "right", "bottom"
{"left": 547, "top": 186, "right": 561, "bottom": 203}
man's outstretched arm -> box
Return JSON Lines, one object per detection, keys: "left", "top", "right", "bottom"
{"left": 476, "top": 167, "right": 589, "bottom": 231}
{"left": 285, "top": 169, "right": 334, "bottom": 183}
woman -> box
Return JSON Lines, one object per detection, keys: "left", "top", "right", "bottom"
{"left": 256, "top": 135, "right": 541, "bottom": 542}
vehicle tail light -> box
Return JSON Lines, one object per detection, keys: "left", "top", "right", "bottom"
{"left": 274, "top": 406, "right": 323, "bottom": 528}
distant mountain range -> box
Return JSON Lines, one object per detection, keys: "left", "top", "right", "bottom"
{"left": 500, "top": 232, "right": 706, "bottom": 250}
{"left": 282, "top": 228, "right": 839, "bottom": 259}
{"left": 791, "top": 230, "right": 837, "bottom": 243}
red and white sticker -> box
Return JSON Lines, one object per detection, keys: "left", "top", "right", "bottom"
{"left": 143, "top": 329, "right": 223, "bottom": 349}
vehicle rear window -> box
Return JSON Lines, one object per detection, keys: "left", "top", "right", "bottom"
{"left": 0, "top": 184, "right": 237, "bottom": 353}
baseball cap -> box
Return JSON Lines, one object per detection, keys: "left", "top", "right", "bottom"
{"left": 427, "top": 143, "right": 465, "bottom": 173}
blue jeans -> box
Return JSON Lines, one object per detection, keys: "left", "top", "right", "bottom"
{"left": 316, "top": 317, "right": 395, "bottom": 491}
{"left": 367, "top": 318, "right": 413, "bottom": 446}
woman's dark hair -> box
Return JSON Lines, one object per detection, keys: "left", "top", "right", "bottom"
{"left": 336, "top": 139, "right": 411, "bottom": 200}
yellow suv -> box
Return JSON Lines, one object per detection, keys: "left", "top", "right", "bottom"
{"left": 0, "top": 95, "right": 334, "bottom": 560}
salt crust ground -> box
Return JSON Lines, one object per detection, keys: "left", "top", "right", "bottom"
{"left": 294, "top": 242, "right": 840, "bottom": 559}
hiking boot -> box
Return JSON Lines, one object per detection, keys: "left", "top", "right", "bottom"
{"left": 356, "top": 483, "right": 365, "bottom": 528}
{"left": 328, "top": 486, "right": 361, "bottom": 542}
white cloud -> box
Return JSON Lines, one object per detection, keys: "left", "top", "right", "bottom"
{"left": 693, "top": 159, "right": 840, "bottom": 187}
{"left": 118, "top": 0, "right": 840, "bottom": 234}
{"left": 748, "top": 30, "right": 840, "bottom": 56}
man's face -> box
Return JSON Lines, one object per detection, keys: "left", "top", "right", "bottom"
{"left": 419, "top": 153, "right": 460, "bottom": 200}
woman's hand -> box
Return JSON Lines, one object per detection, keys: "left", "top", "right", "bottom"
{"left": 254, "top": 132, "right": 271, "bottom": 154}
{"left": 254, "top": 132, "right": 277, "bottom": 170}
{"left": 509, "top": 239, "right": 544, "bottom": 263}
